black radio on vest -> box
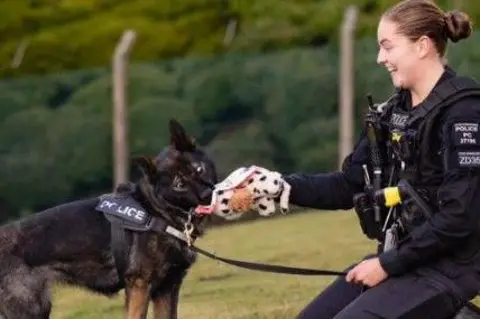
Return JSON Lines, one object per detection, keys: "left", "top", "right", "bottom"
{"left": 353, "top": 93, "right": 392, "bottom": 243}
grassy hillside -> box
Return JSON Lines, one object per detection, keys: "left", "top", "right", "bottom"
{"left": 50, "top": 210, "right": 377, "bottom": 318}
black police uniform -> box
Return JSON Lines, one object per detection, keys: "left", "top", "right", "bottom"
{"left": 283, "top": 66, "right": 480, "bottom": 319}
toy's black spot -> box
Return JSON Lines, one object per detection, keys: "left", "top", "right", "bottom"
{"left": 260, "top": 175, "right": 267, "bottom": 181}
{"left": 221, "top": 198, "right": 229, "bottom": 205}
{"left": 259, "top": 204, "right": 267, "bottom": 210}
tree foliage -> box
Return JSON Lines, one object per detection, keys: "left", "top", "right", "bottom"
{"left": 0, "top": 0, "right": 476, "bottom": 77}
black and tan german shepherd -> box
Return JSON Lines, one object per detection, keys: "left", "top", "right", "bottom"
{"left": 0, "top": 119, "right": 218, "bottom": 319}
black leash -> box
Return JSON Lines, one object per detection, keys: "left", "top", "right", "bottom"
{"left": 191, "top": 245, "right": 347, "bottom": 276}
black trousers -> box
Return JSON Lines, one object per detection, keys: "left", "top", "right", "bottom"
{"left": 296, "top": 257, "right": 469, "bottom": 319}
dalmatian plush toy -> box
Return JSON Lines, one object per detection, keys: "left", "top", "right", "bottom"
{"left": 195, "top": 166, "right": 291, "bottom": 220}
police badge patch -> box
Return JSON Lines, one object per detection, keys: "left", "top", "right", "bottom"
{"left": 390, "top": 111, "right": 410, "bottom": 130}
{"left": 453, "top": 123, "right": 480, "bottom": 146}
{"left": 95, "top": 194, "right": 153, "bottom": 231}
{"left": 448, "top": 122, "right": 480, "bottom": 168}
{"left": 96, "top": 196, "right": 148, "bottom": 224}
{"left": 457, "top": 151, "right": 480, "bottom": 167}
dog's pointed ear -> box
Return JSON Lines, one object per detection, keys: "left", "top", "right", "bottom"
{"left": 133, "top": 156, "right": 157, "bottom": 179}
{"left": 169, "top": 118, "right": 196, "bottom": 152}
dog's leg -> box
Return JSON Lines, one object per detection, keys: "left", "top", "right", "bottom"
{"left": 152, "top": 295, "right": 170, "bottom": 319}
{"left": 151, "top": 282, "right": 181, "bottom": 319}
{"left": 125, "top": 278, "right": 150, "bottom": 319}
{"left": 151, "top": 270, "right": 185, "bottom": 319}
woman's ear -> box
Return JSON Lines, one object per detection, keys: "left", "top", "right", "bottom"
{"left": 416, "top": 35, "right": 433, "bottom": 59}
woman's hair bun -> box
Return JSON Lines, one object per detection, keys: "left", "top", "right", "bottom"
{"left": 444, "top": 10, "right": 473, "bottom": 42}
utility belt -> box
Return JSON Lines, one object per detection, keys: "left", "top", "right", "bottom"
{"left": 353, "top": 178, "right": 434, "bottom": 251}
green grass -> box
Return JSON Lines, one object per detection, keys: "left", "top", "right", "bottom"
{"left": 55, "top": 208, "right": 475, "bottom": 318}
{"left": 51, "top": 209, "right": 375, "bottom": 318}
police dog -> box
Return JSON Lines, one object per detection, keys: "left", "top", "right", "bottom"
{"left": 0, "top": 119, "right": 218, "bottom": 319}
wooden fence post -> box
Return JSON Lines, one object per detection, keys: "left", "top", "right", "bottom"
{"left": 112, "top": 29, "right": 137, "bottom": 189}
{"left": 338, "top": 6, "right": 358, "bottom": 170}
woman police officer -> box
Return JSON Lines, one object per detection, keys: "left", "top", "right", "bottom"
{"left": 233, "top": 0, "right": 480, "bottom": 318}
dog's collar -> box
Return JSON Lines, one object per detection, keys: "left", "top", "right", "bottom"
{"left": 151, "top": 214, "right": 198, "bottom": 245}
{"left": 165, "top": 224, "right": 191, "bottom": 243}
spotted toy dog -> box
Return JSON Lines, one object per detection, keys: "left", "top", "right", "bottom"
{"left": 197, "top": 166, "right": 292, "bottom": 220}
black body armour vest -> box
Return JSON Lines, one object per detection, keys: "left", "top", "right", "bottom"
{"left": 380, "top": 75, "right": 480, "bottom": 232}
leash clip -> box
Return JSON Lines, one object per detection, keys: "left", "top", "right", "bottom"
{"left": 184, "top": 214, "right": 194, "bottom": 246}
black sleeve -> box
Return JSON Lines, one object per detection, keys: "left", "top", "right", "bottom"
{"left": 379, "top": 97, "right": 480, "bottom": 276}
{"left": 282, "top": 131, "right": 369, "bottom": 210}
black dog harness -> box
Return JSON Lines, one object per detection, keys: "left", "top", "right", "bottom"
{"left": 95, "top": 192, "right": 195, "bottom": 285}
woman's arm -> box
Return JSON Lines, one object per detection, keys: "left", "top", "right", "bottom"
{"left": 283, "top": 131, "right": 370, "bottom": 210}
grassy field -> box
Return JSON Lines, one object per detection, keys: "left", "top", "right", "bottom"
{"left": 49, "top": 210, "right": 379, "bottom": 318}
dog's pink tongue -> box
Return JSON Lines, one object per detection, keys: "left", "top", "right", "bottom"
{"left": 194, "top": 205, "right": 214, "bottom": 215}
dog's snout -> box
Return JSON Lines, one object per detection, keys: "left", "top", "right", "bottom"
{"left": 199, "top": 188, "right": 213, "bottom": 203}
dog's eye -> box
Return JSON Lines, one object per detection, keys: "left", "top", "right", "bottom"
{"left": 172, "top": 175, "right": 187, "bottom": 191}
{"left": 175, "top": 180, "right": 184, "bottom": 188}
{"left": 192, "top": 163, "right": 205, "bottom": 174}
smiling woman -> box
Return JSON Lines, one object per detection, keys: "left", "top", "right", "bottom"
{"left": 376, "top": 1, "right": 472, "bottom": 105}
{"left": 223, "top": 0, "right": 480, "bottom": 318}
